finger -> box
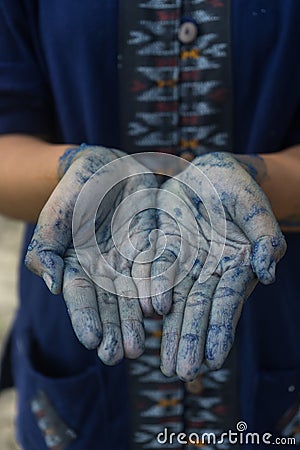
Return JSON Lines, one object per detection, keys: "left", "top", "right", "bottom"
{"left": 176, "top": 274, "right": 219, "bottom": 381}
{"left": 112, "top": 184, "right": 157, "bottom": 316}
{"left": 151, "top": 205, "right": 180, "bottom": 315}
{"left": 205, "top": 266, "right": 257, "bottom": 370}
{"left": 251, "top": 234, "right": 286, "bottom": 284}
{"left": 25, "top": 221, "right": 67, "bottom": 295}
{"left": 96, "top": 281, "right": 124, "bottom": 366}
{"left": 132, "top": 259, "right": 154, "bottom": 316}
{"left": 24, "top": 173, "right": 79, "bottom": 294}
{"left": 229, "top": 173, "right": 287, "bottom": 284}
{"left": 114, "top": 276, "right": 145, "bottom": 359}
{"left": 160, "top": 276, "right": 194, "bottom": 377}
{"left": 63, "top": 261, "right": 102, "bottom": 350}
{"left": 151, "top": 181, "right": 200, "bottom": 315}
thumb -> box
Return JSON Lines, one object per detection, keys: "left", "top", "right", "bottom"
{"left": 25, "top": 220, "right": 68, "bottom": 294}
{"left": 251, "top": 234, "right": 286, "bottom": 284}
{"left": 231, "top": 175, "right": 287, "bottom": 284}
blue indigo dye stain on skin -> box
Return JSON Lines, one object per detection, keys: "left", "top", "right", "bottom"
{"left": 27, "top": 239, "right": 38, "bottom": 251}
{"left": 174, "top": 207, "right": 182, "bottom": 217}
{"left": 244, "top": 205, "right": 268, "bottom": 222}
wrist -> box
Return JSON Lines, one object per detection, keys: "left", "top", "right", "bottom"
{"left": 232, "top": 153, "right": 268, "bottom": 185}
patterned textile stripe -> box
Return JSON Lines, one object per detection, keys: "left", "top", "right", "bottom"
{"left": 119, "top": 0, "right": 181, "bottom": 155}
{"left": 184, "top": 347, "right": 239, "bottom": 449}
{"left": 31, "top": 390, "right": 77, "bottom": 450}
{"left": 128, "top": 315, "right": 184, "bottom": 449}
{"left": 277, "top": 398, "right": 300, "bottom": 445}
{"left": 119, "top": 0, "right": 232, "bottom": 157}
{"left": 119, "top": 1, "right": 237, "bottom": 449}
{"left": 178, "top": 0, "right": 232, "bottom": 157}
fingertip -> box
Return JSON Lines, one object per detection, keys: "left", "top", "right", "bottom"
{"left": 42, "top": 272, "right": 54, "bottom": 292}
{"left": 98, "top": 341, "right": 124, "bottom": 366}
{"left": 71, "top": 309, "right": 102, "bottom": 350}
{"left": 251, "top": 234, "right": 287, "bottom": 284}
{"left": 205, "top": 330, "right": 233, "bottom": 371}
{"left": 152, "top": 291, "right": 173, "bottom": 315}
{"left": 262, "top": 260, "right": 277, "bottom": 285}
{"left": 251, "top": 243, "right": 276, "bottom": 285}
{"left": 160, "top": 364, "right": 175, "bottom": 378}
{"left": 176, "top": 366, "right": 201, "bottom": 382}
{"left": 204, "top": 357, "right": 224, "bottom": 371}
{"left": 122, "top": 322, "right": 145, "bottom": 359}
{"left": 139, "top": 298, "right": 154, "bottom": 317}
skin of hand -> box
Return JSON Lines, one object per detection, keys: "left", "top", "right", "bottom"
{"left": 151, "top": 152, "right": 287, "bottom": 381}
{"left": 25, "top": 145, "right": 157, "bottom": 365}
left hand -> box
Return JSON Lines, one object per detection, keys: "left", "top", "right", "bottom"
{"left": 151, "top": 152, "right": 287, "bottom": 380}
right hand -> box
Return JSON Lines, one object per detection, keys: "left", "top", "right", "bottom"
{"left": 25, "top": 145, "right": 157, "bottom": 365}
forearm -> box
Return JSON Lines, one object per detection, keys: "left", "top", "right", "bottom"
{"left": 235, "top": 146, "right": 300, "bottom": 232}
{"left": 0, "top": 134, "right": 71, "bottom": 222}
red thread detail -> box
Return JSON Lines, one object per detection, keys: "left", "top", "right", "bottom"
{"left": 156, "top": 10, "right": 179, "bottom": 21}
{"left": 209, "top": 87, "right": 227, "bottom": 103}
{"left": 180, "top": 116, "right": 201, "bottom": 126}
{"left": 155, "top": 56, "right": 178, "bottom": 67}
{"left": 208, "top": 0, "right": 224, "bottom": 7}
{"left": 181, "top": 70, "right": 200, "bottom": 82}
{"left": 130, "top": 80, "right": 147, "bottom": 92}
{"left": 155, "top": 102, "right": 177, "bottom": 112}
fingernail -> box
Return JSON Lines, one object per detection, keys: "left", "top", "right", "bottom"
{"left": 43, "top": 272, "right": 53, "bottom": 291}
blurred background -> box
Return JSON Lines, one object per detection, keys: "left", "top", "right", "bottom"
{"left": 0, "top": 214, "right": 23, "bottom": 449}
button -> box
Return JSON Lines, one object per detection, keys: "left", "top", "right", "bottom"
{"left": 178, "top": 19, "right": 198, "bottom": 44}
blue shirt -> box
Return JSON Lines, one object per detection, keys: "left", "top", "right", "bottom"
{"left": 0, "top": 1, "right": 299, "bottom": 448}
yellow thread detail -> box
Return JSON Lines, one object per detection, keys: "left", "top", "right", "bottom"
{"left": 180, "top": 139, "right": 199, "bottom": 149}
{"left": 156, "top": 79, "right": 177, "bottom": 88}
{"left": 181, "top": 48, "right": 200, "bottom": 60}
{"left": 157, "top": 398, "right": 180, "bottom": 407}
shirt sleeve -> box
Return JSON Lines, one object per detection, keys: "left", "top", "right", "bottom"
{"left": 0, "top": 0, "right": 54, "bottom": 137}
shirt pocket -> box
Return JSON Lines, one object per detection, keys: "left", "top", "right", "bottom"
{"left": 11, "top": 328, "right": 112, "bottom": 450}
{"left": 254, "top": 367, "right": 300, "bottom": 445}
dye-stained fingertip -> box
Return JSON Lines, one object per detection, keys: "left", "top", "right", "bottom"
{"left": 176, "top": 366, "right": 201, "bottom": 382}
{"left": 152, "top": 291, "right": 173, "bottom": 315}
{"left": 122, "top": 324, "right": 145, "bottom": 359}
{"left": 263, "top": 260, "right": 276, "bottom": 285}
{"left": 205, "top": 332, "right": 231, "bottom": 371}
{"left": 98, "top": 344, "right": 124, "bottom": 366}
{"left": 43, "top": 272, "right": 63, "bottom": 295}
{"left": 72, "top": 310, "right": 102, "bottom": 350}
{"left": 139, "top": 298, "right": 154, "bottom": 317}
{"left": 252, "top": 255, "right": 276, "bottom": 285}
{"left": 125, "top": 343, "right": 145, "bottom": 359}
{"left": 205, "top": 357, "right": 224, "bottom": 371}
{"left": 160, "top": 364, "right": 175, "bottom": 378}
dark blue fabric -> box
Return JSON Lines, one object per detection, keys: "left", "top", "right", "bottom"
{"left": 0, "top": 0, "right": 299, "bottom": 449}
{"left": 232, "top": 2, "right": 300, "bottom": 447}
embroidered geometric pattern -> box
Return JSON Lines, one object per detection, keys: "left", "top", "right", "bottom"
{"left": 31, "top": 390, "right": 77, "bottom": 450}
{"left": 119, "top": 1, "right": 237, "bottom": 449}
{"left": 277, "top": 397, "right": 300, "bottom": 445}
{"left": 119, "top": 0, "right": 232, "bottom": 158}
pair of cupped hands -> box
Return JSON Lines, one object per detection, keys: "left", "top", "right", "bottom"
{"left": 25, "top": 145, "right": 286, "bottom": 381}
